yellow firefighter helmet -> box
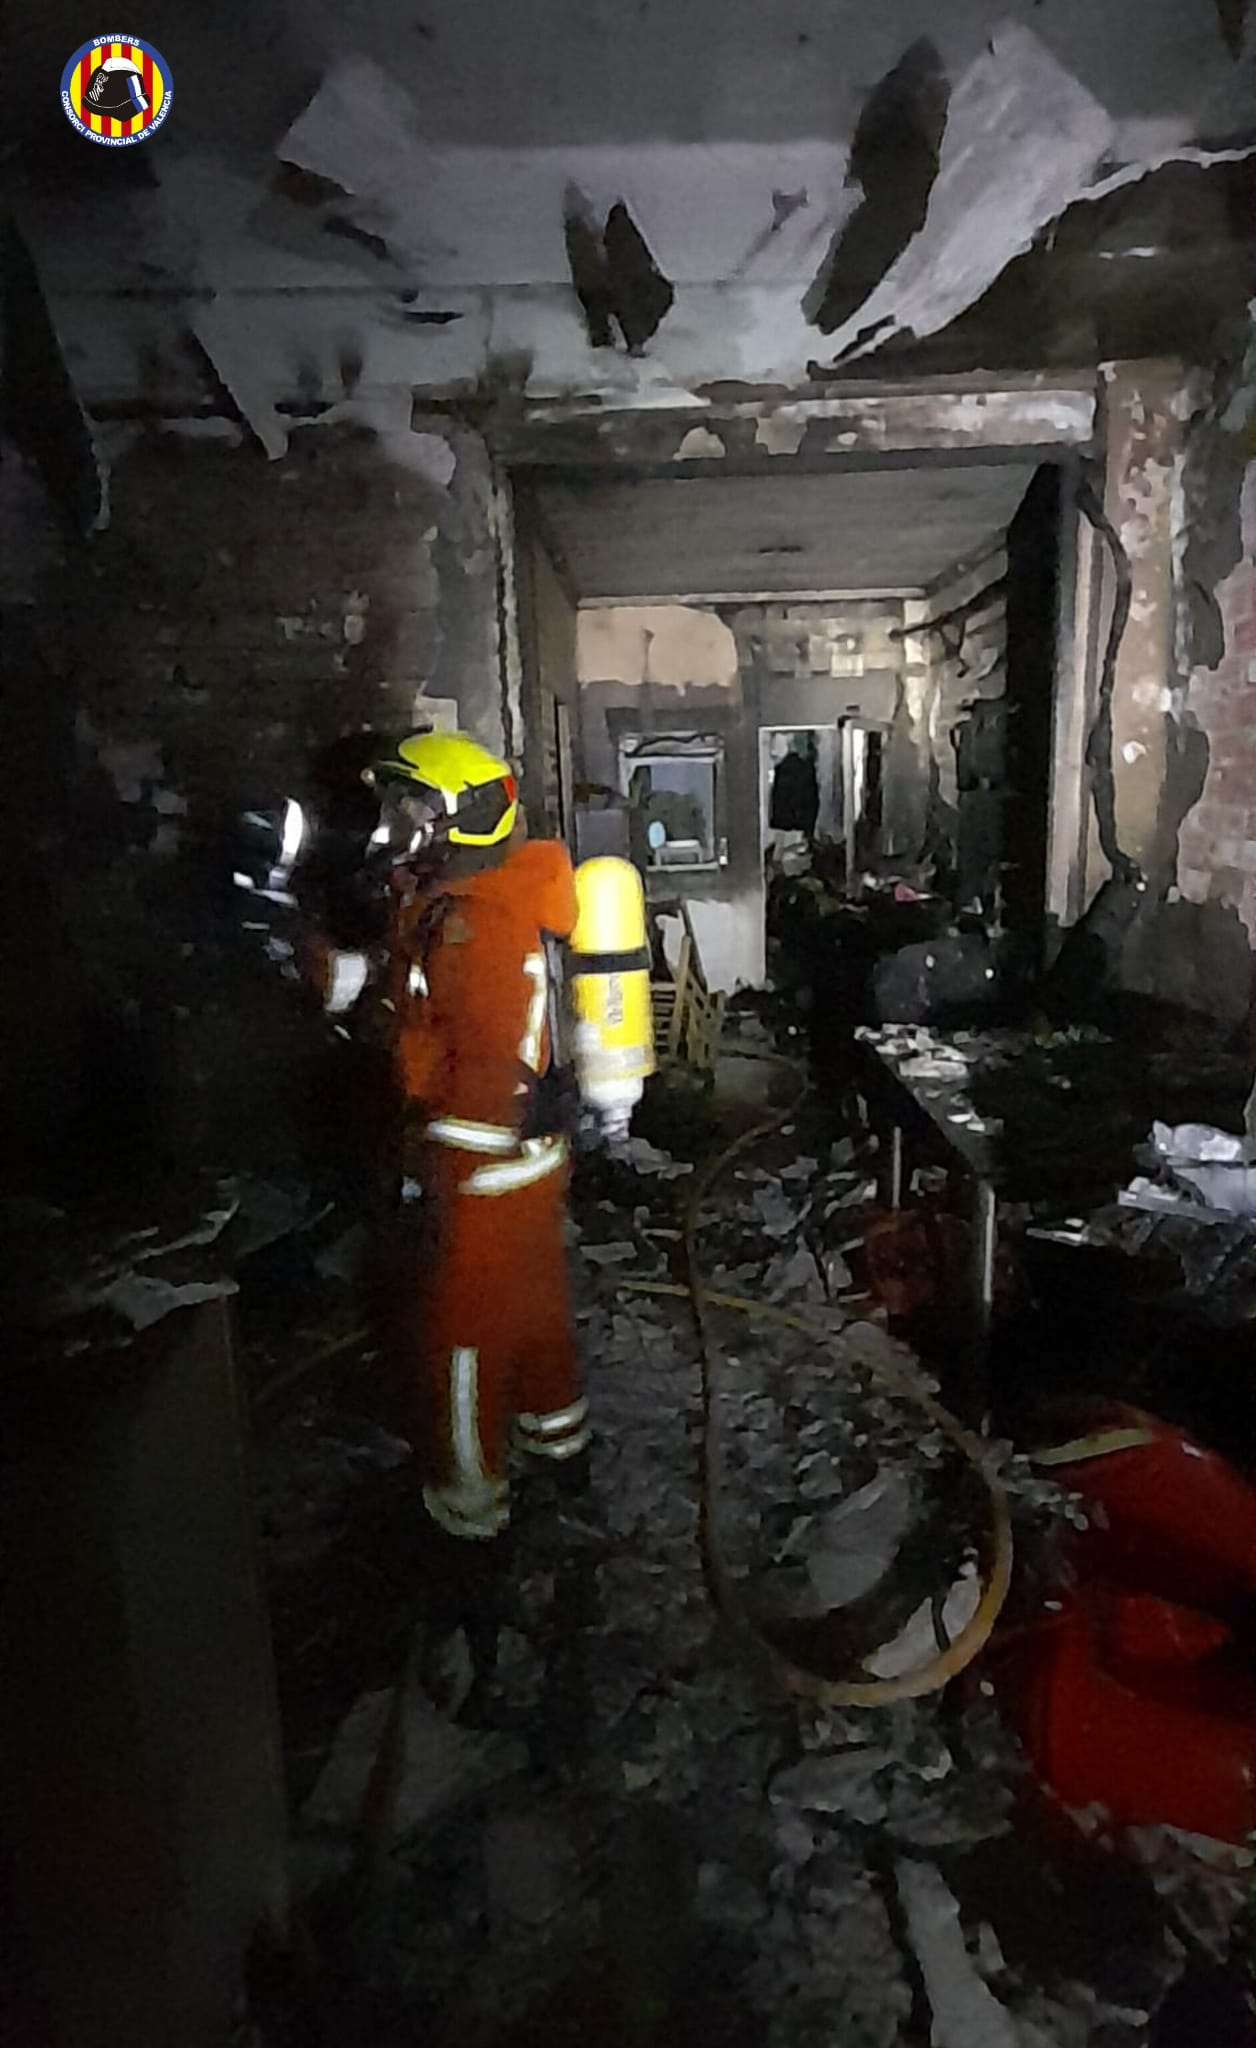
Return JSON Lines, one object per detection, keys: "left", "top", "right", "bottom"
{"left": 369, "top": 730, "right": 519, "bottom": 848}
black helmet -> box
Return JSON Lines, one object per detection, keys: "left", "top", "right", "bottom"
{"left": 84, "top": 58, "right": 149, "bottom": 119}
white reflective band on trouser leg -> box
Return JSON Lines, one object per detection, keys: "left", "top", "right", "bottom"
{"left": 461, "top": 1137, "right": 568, "bottom": 1196}
{"left": 325, "top": 950, "right": 369, "bottom": 1014}
{"left": 424, "top": 1116, "right": 519, "bottom": 1155}
{"left": 514, "top": 1397, "right": 591, "bottom": 1462}
{"left": 424, "top": 1480, "right": 509, "bottom": 1539}
{"left": 424, "top": 1347, "right": 510, "bottom": 1540}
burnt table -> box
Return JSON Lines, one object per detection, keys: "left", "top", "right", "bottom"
{"left": 857, "top": 1021, "right": 1251, "bottom": 1415}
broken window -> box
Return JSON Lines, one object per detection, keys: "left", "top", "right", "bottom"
{"left": 619, "top": 734, "right": 724, "bottom": 870}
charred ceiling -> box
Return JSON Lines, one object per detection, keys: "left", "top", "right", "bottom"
{"left": 5, "top": 6, "right": 1251, "bottom": 421}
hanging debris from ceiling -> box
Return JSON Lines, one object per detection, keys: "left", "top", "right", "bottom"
{"left": 602, "top": 200, "right": 675, "bottom": 351}
{"left": 563, "top": 188, "right": 675, "bottom": 352}
{"left": 812, "top": 23, "right": 1256, "bottom": 374}
{"left": 805, "top": 37, "right": 950, "bottom": 336}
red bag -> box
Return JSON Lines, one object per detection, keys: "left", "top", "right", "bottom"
{"left": 991, "top": 1404, "right": 1256, "bottom": 1842}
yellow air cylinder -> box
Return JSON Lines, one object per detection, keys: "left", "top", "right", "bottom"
{"left": 571, "top": 856, "right": 655, "bottom": 1139}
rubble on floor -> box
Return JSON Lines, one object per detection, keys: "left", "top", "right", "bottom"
{"left": 1035, "top": 1198, "right": 1256, "bottom": 1328}
{"left": 250, "top": 1090, "right": 1252, "bottom": 2047}
{"left": 5, "top": 1174, "right": 242, "bottom": 1346}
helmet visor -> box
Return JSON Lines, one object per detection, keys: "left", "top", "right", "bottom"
{"left": 371, "top": 780, "right": 446, "bottom": 862}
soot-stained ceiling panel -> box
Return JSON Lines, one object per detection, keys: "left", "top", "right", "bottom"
{"left": 537, "top": 463, "right": 1037, "bottom": 601}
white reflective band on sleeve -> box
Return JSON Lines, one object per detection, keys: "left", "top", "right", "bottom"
{"left": 515, "top": 1398, "right": 589, "bottom": 1441}
{"left": 425, "top": 1116, "right": 519, "bottom": 1155}
{"left": 519, "top": 951, "right": 548, "bottom": 1073}
{"left": 280, "top": 797, "right": 307, "bottom": 868}
{"left": 408, "top": 963, "right": 429, "bottom": 997}
{"left": 461, "top": 1137, "right": 568, "bottom": 1196}
{"left": 325, "top": 950, "right": 369, "bottom": 1014}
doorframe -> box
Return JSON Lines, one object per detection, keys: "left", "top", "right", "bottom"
{"left": 502, "top": 377, "right": 1102, "bottom": 927}
{"left": 760, "top": 721, "right": 837, "bottom": 859}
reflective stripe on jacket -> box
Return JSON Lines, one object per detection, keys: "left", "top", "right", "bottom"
{"left": 394, "top": 839, "right": 578, "bottom": 1149}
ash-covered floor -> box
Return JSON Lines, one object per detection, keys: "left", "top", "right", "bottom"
{"left": 246, "top": 1047, "right": 1252, "bottom": 2048}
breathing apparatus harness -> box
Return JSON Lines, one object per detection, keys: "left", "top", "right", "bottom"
{"left": 370, "top": 734, "right": 588, "bottom": 1144}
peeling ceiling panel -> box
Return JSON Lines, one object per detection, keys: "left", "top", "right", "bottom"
{"left": 278, "top": 63, "right": 855, "bottom": 287}
{"left": 818, "top": 25, "right": 1117, "bottom": 365}
{"left": 815, "top": 24, "right": 1256, "bottom": 369}
{"left": 537, "top": 464, "right": 1036, "bottom": 602}
{"left": 807, "top": 37, "right": 951, "bottom": 334}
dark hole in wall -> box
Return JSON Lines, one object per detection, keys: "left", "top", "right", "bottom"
{"left": 805, "top": 38, "right": 950, "bottom": 335}
{"left": 1002, "top": 463, "right": 1061, "bottom": 956}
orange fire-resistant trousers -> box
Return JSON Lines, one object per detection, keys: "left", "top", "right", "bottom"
{"left": 408, "top": 1138, "right": 587, "bottom": 1541}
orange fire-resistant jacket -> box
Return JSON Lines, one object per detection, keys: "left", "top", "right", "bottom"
{"left": 393, "top": 837, "right": 578, "bottom": 1143}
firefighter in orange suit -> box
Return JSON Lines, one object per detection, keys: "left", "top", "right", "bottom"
{"left": 357, "top": 731, "right": 590, "bottom": 1545}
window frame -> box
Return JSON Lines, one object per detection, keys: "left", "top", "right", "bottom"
{"left": 617, "top": 732, "right": 727, "bottom": 872}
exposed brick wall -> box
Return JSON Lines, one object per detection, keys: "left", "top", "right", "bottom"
{"left": 75, "top": 420, "right": 494, "bottom": 812}
{"left": 727, "top": 599, "right": 904, "bottom": 687}
{"left": 1177, "top": 465, "right": 1256, "bottom": 937}
{"left": 9, "top": 418, "right": 499, "bottom": 1186}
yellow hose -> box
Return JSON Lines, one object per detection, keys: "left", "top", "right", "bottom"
{"left": 621, "top": 1063, "right": 1013, "bottom": 1706}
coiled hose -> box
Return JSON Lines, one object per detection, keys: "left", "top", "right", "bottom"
{"left": 620, "top": 1055, "right": 1013, "bottom": 1706}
